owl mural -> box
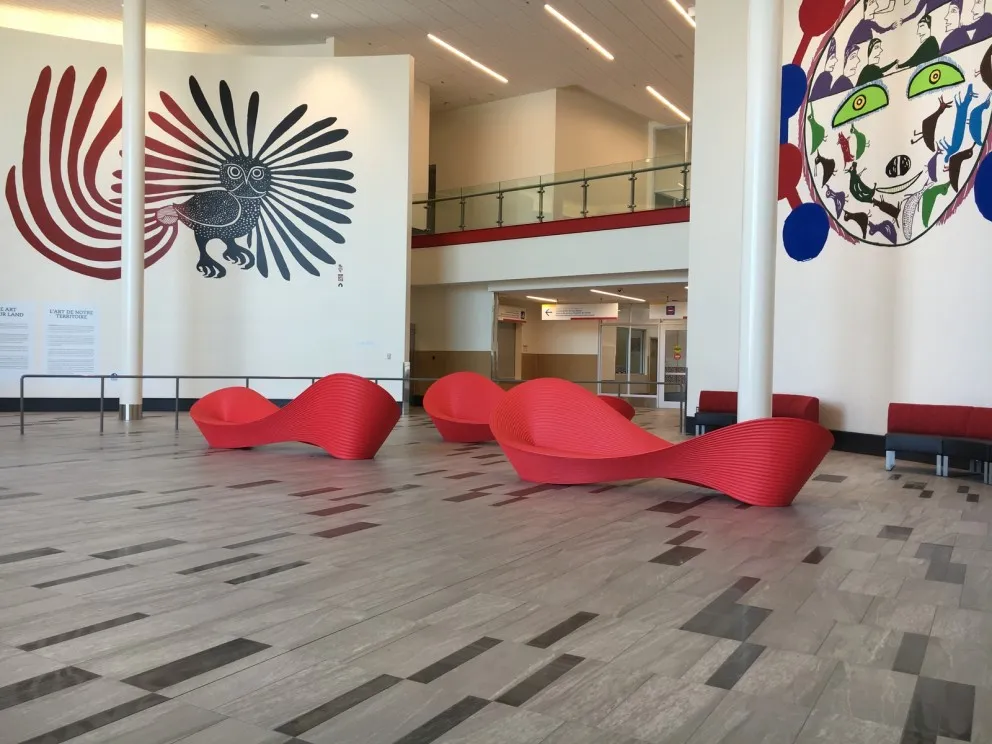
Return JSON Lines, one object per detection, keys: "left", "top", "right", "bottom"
{"left": 780, "top": 0, "right": 992, "bottom": 259}
{"left": 5, "top": 68, "right": 354, "bottom": 280}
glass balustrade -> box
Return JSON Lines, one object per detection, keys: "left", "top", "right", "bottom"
{"left": 412, "top": 157, "right": 690, "bottom": 236}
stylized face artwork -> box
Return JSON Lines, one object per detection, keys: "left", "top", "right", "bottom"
{"left": 802, "top": 2, "right": 992, "bottom": 246}
{"left": 219, "top": 156, "right": 272, "bottom": 198}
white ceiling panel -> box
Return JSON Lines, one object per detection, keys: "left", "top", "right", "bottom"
{"left": 7, "top": 0, "right": 695, "bottom": 122}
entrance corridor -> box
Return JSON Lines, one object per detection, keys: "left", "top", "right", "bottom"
{"left": 0, "top": 411, "right": 990, "bottom": 743}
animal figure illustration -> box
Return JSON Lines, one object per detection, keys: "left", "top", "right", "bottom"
{"left": 940, "top": 84, "right": 979, "bottom": 161}
{"left": 911, "top": 96, "right": 952, "bottom": 151}
{"left": 948, "top": 144, "right": 977, "bottom": 191}
{"left": 843, "top": 208, "right": 870, "bottom": 237}
{"left": 815, "top": 152, "right": 837, "bottom": 186}
{"left": 872, "top": 194, "right": 901, "bottom": 219}
{"left": 850, "top": 124, "right": 870, "bottom": 159}
{"left": 847, "top": 162, "right": 877, "bottom": 202}
{"left": 921, "top": 181, "right": 953, "bottom": 225}
{"left": 868, "top": 218, "right": 899, "bottom": 243}
{"left": 824, "top": 185, "right": 848, "bottom": 217}
{"left": 970, "top": 93, "right": 992, "bottom": 146}
{"left": 808, "top": 107, "right": 826, "bottom": 152}
{"left": 837, "top": 131, "right": 855, "bottom": 165}
{"left": 5, "top": 69, "right": 356, "bottom": 280}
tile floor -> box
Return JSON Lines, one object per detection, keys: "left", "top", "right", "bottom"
{"left": 1, "top": 408, "right": 991, "bottom": 743}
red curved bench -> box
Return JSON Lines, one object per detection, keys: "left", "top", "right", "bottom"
{"left": 423, "top": 372, "right": 506, "bottom": 443}
{"left": 191, "top": 374, "right": 399, "bottom": 460}
{"left": 491, "top": 379, "right": 834, "bottom": 507}
{"left": 598, "top": 395, "right": 636, "bottom": 420}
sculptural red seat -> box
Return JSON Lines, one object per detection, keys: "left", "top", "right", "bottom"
{"left": 423, "top": 371, "right": 506, "bottom": 442}
{"left": 490, "top": 378, "right": 834, "bottom": 507}
{"left": 190, "top": 373, "right": 399, "bottom": 460}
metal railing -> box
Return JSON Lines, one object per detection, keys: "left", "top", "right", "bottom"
{"left": 18, "top": 371, "right": 687, "bottom": 436}
{"left": 413, "top": 158, "right": 690, "bottom": 235}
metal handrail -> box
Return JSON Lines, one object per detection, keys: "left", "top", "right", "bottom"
{"left": 413, "top": 161, "right": 690, "bottom": 206}
{"left": 17, "top": 371, "right": 689, "bottom": 436}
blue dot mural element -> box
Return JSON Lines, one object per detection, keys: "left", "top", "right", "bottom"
{"left": 780, "top": 64, "right": 807, "bottom": 144}
{"left": 975, "top": 155, "right": 992, "bottom": 223}
{"left": 783, "top": 202, "right": 829, "bottom": 262}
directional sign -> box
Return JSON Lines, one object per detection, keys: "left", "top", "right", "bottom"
{"left": 541, "top": 303, "right": 619, "bottom": 320}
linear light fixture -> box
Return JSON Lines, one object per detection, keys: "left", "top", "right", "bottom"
{"left": 646, "top": 86, "right": 691, "bottom": 122}
{"left": 527, "top": 295, "right": 558, "bottom": 303}
{"left": 664, "top": 0, "right": 696, "bottom": 28}
{"left": 591, "top": 289, "right": 645, "bottom": 302}
{"left": 544, "top": 4, "right": 614, "bottom": 61}
{"left": 427, "top": 33, "right": 508, "bottom": 83}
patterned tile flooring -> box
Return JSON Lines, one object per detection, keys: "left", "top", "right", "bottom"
{"left": 1, "top": 409, "right": 992, "bottom": 743}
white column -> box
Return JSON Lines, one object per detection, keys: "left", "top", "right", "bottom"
{"left": 737, "top": 0, "right": 784, "bottom": 422}
{"left": 120, "top": 0, "right": 146, "bottom": 421}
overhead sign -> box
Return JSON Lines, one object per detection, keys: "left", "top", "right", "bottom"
{"left": 649, "top": 302, "right": 687, "bottom": 321}
{"left": 541, "top": 303, "right": 619, "bottom": 320}
{"left": 498, "top": 305, "right": 527, "bottom": 322}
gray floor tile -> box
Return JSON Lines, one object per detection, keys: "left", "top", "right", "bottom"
{"left": 813, "top": 663, "right": 916, "bottom": 727}
{"left": 597, "top": 675, "right": 726, "bottom": 743}
{"left": 686, "top": 690, "right": 810, "bottom": 744}
{"left": 794, "top": 709, "right": 904, "bottom": 743}
{"left": 733, "top": 649, "right": 837, "bottom": 708}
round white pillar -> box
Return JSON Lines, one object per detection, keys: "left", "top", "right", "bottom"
{"left": 737, "top": 0, "right": 784, "bottom": 422}
{"left": 120, "top": 0, "right": 146, "bottom": 421}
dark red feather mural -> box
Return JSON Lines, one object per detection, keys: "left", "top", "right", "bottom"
{"left": 5, "top": 66, "right": 355, "bottom": 281}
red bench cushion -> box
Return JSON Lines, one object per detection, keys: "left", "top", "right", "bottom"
{"left": 965, "top": 407, "right": 992, "bottom": 440}
{"left": 698, "top": 391, "right": 737, "bottom": 414}
{"left": 888, "top": 403, "right": 973, "bottom": 437}
{"left": 771, "top": 394, "right": 819, "bottom": 422}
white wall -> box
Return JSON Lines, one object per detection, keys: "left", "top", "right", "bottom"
{"left": 410, "top": 285, "right": 492, "bottom": 352}
{"left": 688, "top": 0, "right": 992, "bottom": 434}
{"left": 429, "top": 90, "right": 558, "bottom": 191}
{"left": 554, "top": 86, "right": 650, "bottom": 173}
{"left": 521, "top": 317, "right": 599, "bottom": 356}
{"left": 412, "top": 221, "right": 689, "bottom": 286}
{"left": 412, "top": 81, "right": 431, "bottom": 197}
{"left": 0, "top": 28, "right": 413, "bottom": 401}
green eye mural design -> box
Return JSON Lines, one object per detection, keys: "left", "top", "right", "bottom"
{"left": 907, "top": 62, "right": 966, "bottom": 99}
{"left": 832, "top": 85, "right": 889, "bottom": 128}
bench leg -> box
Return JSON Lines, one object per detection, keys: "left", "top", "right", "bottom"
{"left": 885, "top": 451, "right": 895, "bottom": 471}
{"left": 985, "top": 462, "right": 990, "bottom": 485}
{"left": 940, "top": 455, "right": 949, "bottom": 477}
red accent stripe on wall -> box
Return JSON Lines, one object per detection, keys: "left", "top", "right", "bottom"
{"left": 412, "top": 207, "right": 690, "bottom": 249}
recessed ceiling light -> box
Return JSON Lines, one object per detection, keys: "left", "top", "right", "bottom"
{"left": 544, "top": 5, "right": 614, "bottom": 61}
{"left": 665, "top": 0, "right": 696, "bottom": 28}
{"left": 427, "top": 34, "right": 508, "bottom": 83}
{"left": 527, "top": 295, "right": 558, "bottom": 303}
{"left": 646, "top": 86, "right": 691, "bottom": 122}
{"left": 591, "top": 289, "right": 645, "bottom": 302}
{"left": 310, "top": 12, "right": 319, "bottom": 19}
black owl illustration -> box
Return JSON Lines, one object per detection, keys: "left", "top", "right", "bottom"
{"left": 150, "top": 78, "right": 355, "bottom": 279}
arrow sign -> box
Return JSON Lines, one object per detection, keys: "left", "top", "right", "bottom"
{"left": 545, "top": 308, "right": 553, "bottom": 317}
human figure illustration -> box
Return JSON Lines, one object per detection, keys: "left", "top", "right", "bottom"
{"left": 810, "top": 39, "right": 839, "bottom": 100}
{"left": 966, "top": 0, "right": 992, "bottom": 40}
{"left": 899, "top": 15, "right": 940, "bottom": 67}
{"left": 833, "top": 45, "right": 862, "bottom": 94}
{"left": 942, "top": 0, "right": 972, "bottom": 53}
{"left": 911, "top": 95, "right": 952, "bottom": 151}
{"left": 903, "top": 0, "right": 954, "bottom": 24}
{"left": 858, "top": 38, "right": 899, "bottom": 84}
{"left": 850, "top": 0, "right": 898, "bottom": 51}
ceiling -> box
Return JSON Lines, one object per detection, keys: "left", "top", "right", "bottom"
{"left": 5, "top": 0, "right": 695, "bottom": 122}
{"left": 499, "top": 282, "right": 688, "bottom": 306}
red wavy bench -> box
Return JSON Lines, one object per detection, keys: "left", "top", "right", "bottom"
{"left": 491, "top": 379, "right": 834, "bottom": 507}
{"left": 190, "top": 373, "right": 399, "bottom": 460}
{"left": 425, "top": 372, "right": 641, "bottom": 441}
{"left": 423, "top": 372, "right": 506, "bottom": 443}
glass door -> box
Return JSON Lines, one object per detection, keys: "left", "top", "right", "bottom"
{"left": 598, "top": 318, "right": 662, "bottom": 407}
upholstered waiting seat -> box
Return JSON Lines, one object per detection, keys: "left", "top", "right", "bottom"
{"left": 191, "top": 373, "right": 399, "bottom": 460}
{"left": 490, "top": 379, "right": 834, "bottom": 507}
{"left": 423, "top": 372, "right": 507, "bottom": 442}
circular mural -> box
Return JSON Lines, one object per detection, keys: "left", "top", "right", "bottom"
{"left": 788, "top": 0, "right": 992, "bottom": 254}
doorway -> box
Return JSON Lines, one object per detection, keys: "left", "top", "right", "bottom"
{"left": 598, "top": 321, "right": 662, "bottom": 407}
{"left": 496, "top": 321, "right": 517, "bottom": 380}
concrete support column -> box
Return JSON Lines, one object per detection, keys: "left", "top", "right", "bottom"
{"left": 120, "top": 0, "right": 146, "bottom": 421}
{"left": 736, "top": 0, "right": 784, "bottom": 422}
